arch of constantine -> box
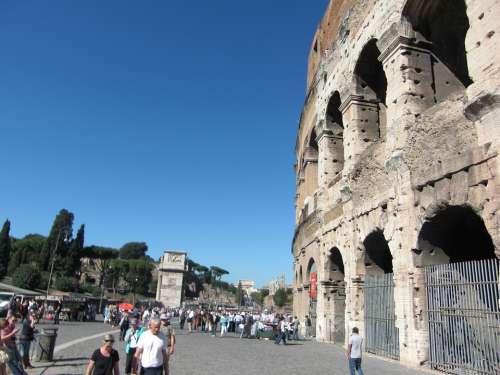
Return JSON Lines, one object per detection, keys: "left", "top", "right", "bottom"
{"left": 292, "top": 0, "right": 500, "bottom": 372}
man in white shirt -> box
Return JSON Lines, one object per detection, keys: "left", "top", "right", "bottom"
{"left": 346, "top": 327, "right": 364, "bottom": 375}
{"left": 135, "top": 318, "right": 168, "bottom": 375}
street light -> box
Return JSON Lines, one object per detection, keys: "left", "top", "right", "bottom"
{"left": 46, "top": 227, "right": 71, "bottom": 298}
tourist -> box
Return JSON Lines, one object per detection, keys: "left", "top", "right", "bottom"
{"left": 179, "top": 309, "right": 186, "bottom": 330}
{"left": 119, "top": 313, "right": 129, "bottom": 341}
{"left": 346, "top": 327, "right": 364, "bottom": 375}
{"left": 54, "top": 301, "right": 62, "bottom": 325}
{"left": 0, "top": 319, "right": 9, "bottom": 375}
{"left": 160, "top": 314, "right": 175, "bottom": 375}
{"left": 18, "top": 313, "right": 36, "bottom": 369}
{"left": 220, "top": 312, "right": 228, "bottom": 337}
{"left": 135, "top": 318, "right": 168, "bottom": 375}
{"left": 274, "top": 316, "right": 286, "bottom": 345}
{"left": 292, "top": 316, "right": 300, "bottom": 340}
{"left": 305, "top": 315, "right": 312, "bottom": 338}
{"left": 187, "top": 309, "right": 194, "bottom": 332}
{"left": 124, "top": 319, "right": 144, "bottom": 375}
{"left": 0, "top": 314, "right": 26, "bottom": 375}
{"left": 84, "top": 334, "right": 120, "bottom": 375}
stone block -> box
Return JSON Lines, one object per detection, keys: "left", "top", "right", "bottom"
{"left": 434, "top": 178, "right": 451, "bottom": 201}
{"left": 468, "top": 163, "right": 492, "bottom": 186}
{"left": 451, "top": 171, "right": 470, "bottom": 205}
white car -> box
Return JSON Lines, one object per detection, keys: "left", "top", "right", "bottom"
{"left": 0, "top": 292, "right": 14, "bottom": 318}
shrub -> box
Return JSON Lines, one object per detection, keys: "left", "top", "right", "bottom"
{"left": 12, "top": 264, "right": 41, "bottom": 290}
{"left": 273, "top": 288, "right": 288, "bottom": 307}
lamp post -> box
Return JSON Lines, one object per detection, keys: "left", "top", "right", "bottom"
{"left": 46, "top": 227, "right": 71, "bottom": 298}
{"left": 132, "top": 277, "right": 139, "bottom": 305}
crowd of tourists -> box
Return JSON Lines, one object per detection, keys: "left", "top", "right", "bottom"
{"left": 177, "top": 307, "right": 307, "bottom": 343}
{"left": 87, "top": 308, "right": 175, "bottom": 375}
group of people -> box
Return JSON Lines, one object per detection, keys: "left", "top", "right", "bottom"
{"left": 86, "top": 311, "right": 175, "bottom": 375}
{"left": 177, "top": 307, "right": 305, "bottom": 342}
{"left": 0, "top": 311, "right": 37, "bottom": 375}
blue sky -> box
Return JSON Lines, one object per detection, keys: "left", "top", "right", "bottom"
{"left": 0, "top": 0, "right": 328, "bottom": 286}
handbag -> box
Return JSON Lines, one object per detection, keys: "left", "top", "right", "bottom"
{"left": 0, "top": 348, "right": 11, "bottom": 364}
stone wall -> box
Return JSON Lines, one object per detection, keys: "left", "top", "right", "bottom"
{"left": 293, "top": 0, "right": 500, "bottom": 369}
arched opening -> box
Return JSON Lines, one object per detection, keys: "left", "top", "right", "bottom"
{"left": 363, "top": 230, "right": 393, "bottom": 274}
{"left": 309, "top": 128, "right": 319, "bottom": 154}
{"left": 416, "top": 205, "right": 495, "bottom": 266}
{"left": 416, "top": 205, "right": 499, "bottom": 373}
{"left": 326, "top": 247, "right": 346, "bottom": 343}
{"left": 306, "top": 258, "right": 318, "bottom": 338}
{"left": 301, "top": 129, "right": 319, "bottom": 220}
{"left": 403, "top": 0, "right": 472, "bottom": 88}
{"left": 354, "top": 40, "right": 388, "bottom": 140}
{"left": 325, "top": 91, "right": 344, "bottom": 177}
{"left": 299, "top": 266, "right": 303, "bottom": 285}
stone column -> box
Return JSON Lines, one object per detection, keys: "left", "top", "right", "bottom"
{"left": 377, "top": 21, "right": 436, "bottom": 159}
{"left": 340, "top": 94, "right": 380, "bottom": 173}
{"left": 317, "top": 128, "right": 344, "bottom": 188}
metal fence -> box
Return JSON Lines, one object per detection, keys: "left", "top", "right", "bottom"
{"left": 364, "top": 273, "right": 400, "bottom": 360}
{"left": 425, "top": 259, "right": 500, "bottom": 375}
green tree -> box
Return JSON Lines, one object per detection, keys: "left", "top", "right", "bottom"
{"left": 251, "top": 291, "right": 264, "bottom": 305}
{"left": 123, "top": 259, "right": 153, "bottom": 296}
{"left": 8, "top": 234, "right": 46, "bottom": 275}
{"left": 273, "top": 288, "right": 288, "bottom": 308}
{"left": 84, "top": 246, "right": 119, "bottom": 286}
{"left": 64, "top": 224, "right": 85, "bottom": 276}
{"left": 12, "top": 264, "right": 41, "bottom": 290}
{"left": 119, "top": 242, "right": 148, "bottom": 260}
{"left": 39, "top": 209, "right": 74, "bottom": 271}
{"left": 210, "top": 266, "right": 229, "bottom": 282}
{"left": 55, "top": 276, "right": 79, "bottom": 292}
{"left": 0, "top": 220, "right": 12, "bottom": 278}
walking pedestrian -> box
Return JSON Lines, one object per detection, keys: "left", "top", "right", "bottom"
{"left": 84, "top": 334, "right": 120, "bottom": 375}
{"left": 119, "top": 314, "right": 129, "bottom": 341}
{"left": 0, "top": 315, "right": 27, "bottom": 375}
{"left": 346, "top": 327, "right": 364, "bottom": 375}
{"left": 305, "top": 315, "right": 312, "bottom": 339}
{"left": 54, "top": 301, "right": 62, "bottom": 325}
{"left": 18, "top": 313, "right": 36, "bottom": 369}
{"left": 292, "top": 316, "right": 300, "bottom": 340}
{"left": 135, "top": 319, "right": 168, "bottom": 375}
{"left": 0, "top": 319, "right": 9, "bottom": 375}
{"left": 220, "top": 313, "right": 228, "bottom": 337}
{"left": 124, "top": 319, "right": 144, "bottom": 375}
{"left": 160, "top": 315, "right": 175, "bottom": 375}
{"left": 274, "top": 316, "right": 287, "bottom": 345}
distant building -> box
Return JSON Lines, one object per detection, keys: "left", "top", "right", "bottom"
{"left": 156, "top": 251, "right": 187, "bottom": 308}
{"left": 234, "top": 280, "right": 257, "bottom": 295}
{"left": 268, "top": 274, "right": 286, "bottom": 296}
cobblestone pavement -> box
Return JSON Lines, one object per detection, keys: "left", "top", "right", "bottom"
{"left": 27, "top": 322, "right": 431, "bottom": 375}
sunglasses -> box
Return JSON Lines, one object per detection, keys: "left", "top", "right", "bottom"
{"left": 104, "top": 340, "right": 115, "bottom": 344}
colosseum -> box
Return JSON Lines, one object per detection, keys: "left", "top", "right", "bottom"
{"left": 292, "top": 1, "right": 500, "bottom": 373}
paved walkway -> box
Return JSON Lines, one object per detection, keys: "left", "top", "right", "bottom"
{"left": 27, "top": 322, "right": 431, "bottom": 375}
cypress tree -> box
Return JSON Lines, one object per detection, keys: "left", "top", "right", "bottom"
{"left": 39, "top": 209, "right": 74, "bottom": 271}
{"left": 0, "top": 220, "right": 12, "bottom": 279}
{"left": 64, "top": 224, "right": 84, "bottom": 276}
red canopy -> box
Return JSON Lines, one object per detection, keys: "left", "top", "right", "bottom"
{"left": 118, "top": 303, "right": 134, "bottom": 311}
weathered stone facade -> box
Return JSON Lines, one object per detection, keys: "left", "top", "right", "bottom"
{"left": 156, "top": 251, "right": 187, "bottom": 308}
{"left": 292, "top": 0, "right": 500, "bottom": 369}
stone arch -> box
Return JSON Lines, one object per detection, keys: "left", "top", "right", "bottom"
{"left": 402, "top": 0, "right": 473, "bottom": 88}
{"left": 324, "top": 246, "right": 347, "bottom": 343}
{"left": 352, "top": 39, "right": 388, "bottom": 142}
{"left": 415, "top": 203, "right": 496, "bottom": 267}
{"left": 325, "top": 247, "right": 345, "bottom": 282}
{"left": 362, "top": 229, "right": 394, "bottom": 275}
{"left": 306, "top": 257, "right": 318, "bottom": 281}
{"left": 299, "top": 266, "right": 303, "bottom": 285}
{"left": 323, "top": 91, "right": 345, "bottom": 178}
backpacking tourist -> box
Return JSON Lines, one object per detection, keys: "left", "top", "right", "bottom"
{"left": 135, "top": 318, "right": 168, "bottom": 375}
{"left": 346, "top": 327, "right": 364, "bottom": 375}
{"left": 124, "top": 318, "right": 145, "bottom": 375}
{"left": 0, "top": 314, "right": 27, "bottom": 375}
{"left": 84, "top": 334, "right": 120, "bottom": 375}
{"left": 160, "top": 314, "right": 175, "bottom": 375}
{"left": 18, "top": 313, "right": 36, "bottom": 369}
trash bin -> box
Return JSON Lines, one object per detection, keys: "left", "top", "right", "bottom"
{"left": 36, "top": 327, "right": 58, "bottom": 362}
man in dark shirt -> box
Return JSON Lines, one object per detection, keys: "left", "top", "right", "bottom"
{"left": 19, "top": 313, "right": 36, "bottom": 368}
{"left": 84, "top": 334, "right": 120, "bottom": 375}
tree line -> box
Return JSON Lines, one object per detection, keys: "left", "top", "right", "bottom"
{"left": 0, "top": 209, "right": 155, "bottom": 297}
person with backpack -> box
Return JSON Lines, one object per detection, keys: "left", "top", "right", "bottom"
{"left": 160, "top": 315, "right": 175, "bottom": 375}
{"left": 124, "top": 318, "right": 144, "bottom": 375}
